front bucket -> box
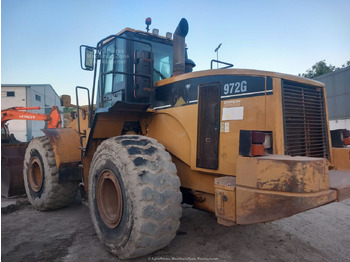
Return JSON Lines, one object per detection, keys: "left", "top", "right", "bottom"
{"left": 1, "top": 143, "right": 28, "bottom": 197}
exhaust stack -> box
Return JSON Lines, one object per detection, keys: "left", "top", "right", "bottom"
{"left": 173, "top": 18, "right": 189, "bottom": 76}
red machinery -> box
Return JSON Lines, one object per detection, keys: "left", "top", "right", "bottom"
{"left": 1, "top": 105, "right": 62, "bottom": 130}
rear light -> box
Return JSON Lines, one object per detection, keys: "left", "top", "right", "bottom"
{"left": 344, "top": 137, "right": 350, "bottom": 145}
{"left": 344, "top": 130, "right": 350, "bottom": 145}
{"left": 239, "top": 130, "right": 273, "bottom": 157}
{"left": 331, "top": 129, "right": 350, "bottom": 147}
{"left": 252, "top": 144, "right": 265, "bottom": 156}
{"left": 252, "top": 132, "right": 265, "bottom": 144}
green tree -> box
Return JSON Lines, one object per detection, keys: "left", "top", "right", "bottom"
{"left": 300, "top": 60, "right": 350, "bottom": 79}
{"left": 300, "top": 60, "right": 335, "bottom": 79}
{"left": 341, "top": 60, "right": 350, "bottom": 68}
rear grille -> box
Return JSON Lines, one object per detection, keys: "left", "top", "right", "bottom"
{"left": 281, "top": 80, "right": 329, "bottom": 158}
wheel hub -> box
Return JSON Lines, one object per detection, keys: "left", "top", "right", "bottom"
{"left": 28, "top": 156, "right": 44, "bottom": 192}
{"left": 97, "top": 170, "right": 123, "bottom": 229}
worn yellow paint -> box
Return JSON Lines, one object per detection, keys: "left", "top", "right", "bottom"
{"left": 147, "top": 69, "right": 340, "bottom": 225}
{"left": 236, "top": 186, "right": 336, "bottom": 224}
{"left": 66, "top": 108, "right": 91, "bottom": 149}
{"left": 172, "top": 157, "right": 217, "bottom": 194}
{"left": 91, "top": 112, "right": 132, "bottom": 139}
{"left": 193, "top": 192, "right": 216, "bottom": 214}
{"left": 323, "top": 87, "right": 334, "bottom": 163}
{"left": 148, "top": 86, "right": 269, "bottom": 176}
{"left": 51, "top": 68, "right": 341, "bottom": 225}
{"left": 42, "top": 128, "right": 81, "bottom": 168}
{"left": 147, "top": 107, "right": 196, "bottom": 166}
{"left": 214, "top": 176, "right": 236, "bottom": 225}
{"left": 331, "top": 148, "right": 350, "bottom": 171}
{"left": 236, "top": 155, "right": 330, "bottom": 193}
{"left": 149, "top": 70, "right": 326, "bottom": 178}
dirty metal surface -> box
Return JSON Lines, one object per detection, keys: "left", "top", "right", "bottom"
{"left": 236, "top": 187, "right": 337, "bottom": 225}
{"left": 235, "top": 155, "right": 337, "bottom": 224}
{"left": 1, "top": 143, "right": 27, "bottom": 197}
{"left": 236, "top": 155, "right": 329, "bottom": 193}
{"left": 332, "top": 147, "right": 350, "bottom": 171}
{"left": 42, "top": 128, "right": 81, "bottom": 167}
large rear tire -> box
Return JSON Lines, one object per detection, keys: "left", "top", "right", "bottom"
{"left": 23, "top": 136, "right": 79, "bottom": 210}
{"left": 89, "top": 135, "right": 182, "bottom": 259}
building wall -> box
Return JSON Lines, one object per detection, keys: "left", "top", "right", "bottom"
{"left": 1, "top": 84, "right": 63, "bottom": 142}
{"left": 315, "top": 66, "right": 350, "bottom": 130}
{"left": 1, "top": 86, "right": 28, "bottom": 141}
{"left": 329, "top": 119, "right": 350, "bottom": 130}
{"left": 27, "top": 85, "right": 63, "bottom": 140}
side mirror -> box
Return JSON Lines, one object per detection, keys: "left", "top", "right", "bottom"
{"left": 80, "top": 45, "right": 95, "bottom": 71}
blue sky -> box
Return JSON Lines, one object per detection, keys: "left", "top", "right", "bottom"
{"left": 2, "top": 0, "right": 350, "bottom": 104}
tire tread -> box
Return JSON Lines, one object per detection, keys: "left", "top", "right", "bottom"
{"left": 23, "top": 136, "right": 79, "bottom": 210}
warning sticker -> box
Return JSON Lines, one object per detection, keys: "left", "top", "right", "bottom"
{"left": 222, "top": 106, "right": 244, "bottom": 121}
{"left": 220, "top": 122, "right": 230, "bottom": 133}
{"left": 223, "top": 99, "right": 241, "bottom": 107}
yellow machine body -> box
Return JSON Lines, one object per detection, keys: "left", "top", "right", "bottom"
{"left": 46, "top": 68, "right": 349, "bottom": 225}
{"left": 43, "top": 20, "right": 350, "bottom": 226}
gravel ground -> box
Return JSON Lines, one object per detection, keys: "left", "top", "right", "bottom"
{"left": 1, "top": 196, "right": 350, "bottom": 262}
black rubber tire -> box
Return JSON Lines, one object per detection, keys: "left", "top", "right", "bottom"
{"left": 89, "top": 135, "right": 182, "bottom": 259}
{"left": 23, "top": 136, "right": 79, "bottom": 210}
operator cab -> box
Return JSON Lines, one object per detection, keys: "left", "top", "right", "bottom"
{"left": 96, "top": 28, "right": 174, "bottom": 108}
{"left": 81, "top": 18, "right": 195, "bottom": 110}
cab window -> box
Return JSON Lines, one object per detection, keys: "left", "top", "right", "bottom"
{"left": 99, "top": 38, "right": 128, "bottom": 107}
{"left": 152, "top": 42, "right": 173, "bottom": 81}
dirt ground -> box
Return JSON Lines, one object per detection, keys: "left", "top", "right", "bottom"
{"left": 1, "top": 196, "right": 350, "bottom": 262}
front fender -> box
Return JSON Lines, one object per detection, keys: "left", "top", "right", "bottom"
{"left": 42, "top": 128, "right": 82, "bottom": 182}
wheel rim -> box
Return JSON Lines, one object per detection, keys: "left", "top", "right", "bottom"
{"left": 28, "top": 156, "right": 44, "bottom": 192}
{"left": 97, "top": 170, "right": 123, "bottom": 229}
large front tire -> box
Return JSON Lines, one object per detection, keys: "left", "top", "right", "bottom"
{"left": 89, "top": 135, "right": 182, "bottom": 259}
{"left": 23, "top": 136, "right": 79, "bottom": 210}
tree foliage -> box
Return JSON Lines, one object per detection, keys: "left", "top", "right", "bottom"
{"left": 300, "top": 60, "right": 350, "bottom": 79}
{"left": 341, "top": 60, "right": 350, "bottom": 68}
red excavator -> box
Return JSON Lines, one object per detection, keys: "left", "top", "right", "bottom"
{"left": 1, "top": 106, "right": 61, "bottom": 130}
{"left": 1, "top": 106, "right": 62, "bottom": 197}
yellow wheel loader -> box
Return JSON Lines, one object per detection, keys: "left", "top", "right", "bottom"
{"left": 23, "top": 18, "right": 350, "bottom": 259}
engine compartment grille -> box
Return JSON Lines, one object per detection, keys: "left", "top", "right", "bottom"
{"left": 281, "top": 80, "right": 329, "bottom": 158}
